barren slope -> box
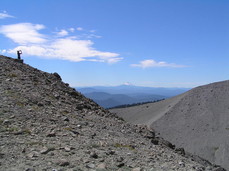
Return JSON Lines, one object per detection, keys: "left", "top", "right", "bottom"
{"left": 110, "top": 93, "right": 186, "bottom": 125}
{"left": 0, "top": 55, "right": 222, "bottom": 171}
{"left": 111, "top": 80, "right": 229, "bottom": 170}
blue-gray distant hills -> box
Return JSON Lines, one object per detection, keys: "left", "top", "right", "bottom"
{"left": 76, "top": 85, "right": 190, "bottom": 108}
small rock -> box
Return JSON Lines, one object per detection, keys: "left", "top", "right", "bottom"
{"left": 116, "top": 156, "right": 124, "bottom": 162}
{"left": 49, "top": 152, "right": 55, "bottom": 156}
{"left": 175, "top": 148, "right": 185, "bottom": 155}
{"left": 91, "top": 133, "right": 96, "bottom": 138}
{"left": 22, "top": 148, "right": 26, "bottom": 153}
{"left": 63, "top": 117, "right": 69, "bottom": 122}
{"left": 57, "top": 159, "right": 70, "bottom": 166}
{"left": 3, "top": 119, "right": 10, "bottom": 125}
{"left": 90, "top": 152, "right": 98, "bottom": 159}
{"left": 64, "top": 146, "right": 71, "bottom": 152}
{"left": 13, "top": 130, "right": 24, "bottom": 135}
{"left": 132, "top": 168, "right": 143, "bottom": 171}
{"left": 37, "top": 103, "right": 44, "bottom": 107}
{"left": 214, "top": 167, "right": 227, "bottom": 171}
{"left": 0, "top": 153, "right": 4, "bottom": 159}
{"left": 86, "top": 163, "right": 95, "bottom": 169}
{"left": 76, "top": 124, "right": 82, "bottom": 129}
{"left": 89, "top": 123, "right": 94, "bottom": 127}
{"left": 178, "top": 161, "right": 185, "bottom": 167}
{"left": 54, "top": 94, "right": 60, "bottom": 99}
{"left": 106, "top": 150, "right": 115, "bottom": 155}
{"left": 99, "top": 158, "right": 105, "bottom": 162}
{"left": 97, "top": 163, "right": 106, "bottom": 169}
{"left": 117, "top": 162, "right": 125, "bottom": 168}
{"left": 151, "top": 139, "right": 159, "bottom": 145}
{"left": 49, "top": 118, "right": 57, "bottom": 122}
{"left": 205, "top": 166, "right": 212, "bottom": 171}
{"left": 70, "top": 130, "right": 80, "bottom": 135}
{"left": 144, "top": 131, "right": 155, "bottom": 139}
{"left": 71, "top": 168, "right": 83, "bottom": 171}
{"left": 76, "top": 105, "right": 83, "bottom": 110}
{"left": 45, "top": 100, "right": 51, "bottom": 105}
{"left": 40, "top": 147, "right": 49, "bottom": 154}
{"left": 40, "top": 146, "right": 55, "bottom": 154}
{"left": 83, "top": 159, "right": 90, "bottom": 164}
{"left": 27, "top": 152, "right": 39, "bottom": 158}
{"left": 47, "top": 130, "right": 56, "bottom": 137}
{"left": 25, "top": 168, "right": 35, "bottom": 171}
{"left": 161, "top": 139, "right": 175, "bottom": 149}
{"left": 53, "top": 72, "right": 62, "bottom": 80}
{"left": 10, "top": 115, "right": 15, "bottom": 119}
{"left": 5, "top": 78, "right": 11, "bottom": 82}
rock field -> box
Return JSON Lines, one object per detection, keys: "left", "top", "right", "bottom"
{"left": 0, "top": 55, "right": 225, "bottom": 171}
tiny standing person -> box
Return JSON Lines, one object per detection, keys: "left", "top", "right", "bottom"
{"left": 17, "top": 50, "right": 22, "bottom": 60}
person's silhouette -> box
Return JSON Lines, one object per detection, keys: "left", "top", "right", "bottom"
{"left": 17, "top": 50, "right": 22, "bottom": 60}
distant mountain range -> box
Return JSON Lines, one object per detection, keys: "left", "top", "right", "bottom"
{"left": 76, "top": 85, "right": 190, "bottom": 108}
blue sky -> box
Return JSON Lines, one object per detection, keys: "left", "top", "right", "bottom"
{"left": 0, "top": 0, "right": 228, "bottom": 88}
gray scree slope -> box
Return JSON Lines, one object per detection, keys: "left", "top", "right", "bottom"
{"left": 111, "top": 80, "right": 229, "bottom": 170}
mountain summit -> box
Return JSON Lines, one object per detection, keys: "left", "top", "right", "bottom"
{"left": 0, "top": 55, "right": 223, "bottom": 171}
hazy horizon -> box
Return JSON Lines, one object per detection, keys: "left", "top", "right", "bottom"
{"left": 75, "top": 83, "right": 192, "bottom": 89}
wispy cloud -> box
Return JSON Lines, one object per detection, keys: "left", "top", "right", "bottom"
{"left": 76, "top": 27, "right": 83, "bottom": 31}
{"left": 82, "top": 33, "right": 102, "bottom": 39}
{"left": 0, "top": 11, "right": 14, "bottom": 19}
{"left": 69, "top": 28, "right": 75, "bottom": 32}
{"left": 0, "top": 49, "right": 6, "bottom": 53}
{"left": 0, "top": 23, "right": 122, "bottom": 63}
{"left": 56, "top": 29, "right": 69, "bottom": 37}
{"left": 0, "top": 23, "right": 46, "bottom": 44}
{"left": 131, "top": 59, "right": 186, "bottom": 68}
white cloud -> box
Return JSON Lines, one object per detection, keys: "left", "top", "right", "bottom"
{"left": 69, "top": 28, "right": 75, "bottom": 32}
{"left": 0, "top": 23, "right": 121, "bottom": 63}
{"left": 84, "top": 34, "right": 102, "bottom": 39}
{"left": 0, "top": 49, "right": 7, "bottom": 53}
{"left": 131, "top": 59, "right": 186, "bottom": 68}
{"left": 0, "top": 12, "right": 14, "bottom": 19}
{"left": 76, "top": 27, "right": 83, "bottom": 31}
{"left": 56, "top": 29, "right": 68, "bottom": 37}
{"left": 7, "top": 39, "right": 121, "bottom": 63}
{"left": 0, "top": 23, "right": 46, "bottom": 44}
